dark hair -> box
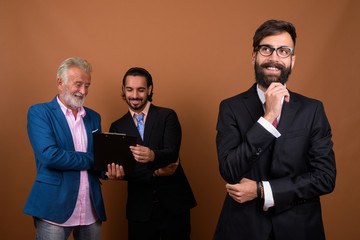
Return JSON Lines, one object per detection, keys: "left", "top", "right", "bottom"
{"left": 253, "top": 20, "right": 297, "bottom": 52}
{"left": 122, "top": 67, "right": 153, "bottom": 101}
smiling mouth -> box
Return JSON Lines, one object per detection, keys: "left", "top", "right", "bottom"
{"left": 267, "top": 66, "right": 279, "bottom": 71}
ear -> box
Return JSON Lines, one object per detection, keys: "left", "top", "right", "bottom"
{"left": 57, "top": 78, "right": 64, "bottom": 91}
{"left": 291, "top": 54, "right": 296, "bottom": 70}
{"left": 122, "top": 85, "right": 126, "bottom": 95}
{"left": 148, "top": 85, "right": 153, "bottom": 95}
{"left": 251, "top": 52, "right": 256, "bottom": 65}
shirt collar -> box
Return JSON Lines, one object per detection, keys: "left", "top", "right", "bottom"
{"left": 57, "top": 95, "right": 86, "bottom": 118}
{"left": 130, "top": 101, "right": 151, "bottom": 118}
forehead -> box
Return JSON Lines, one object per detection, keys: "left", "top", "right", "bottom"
{"left": 124, "top": 75, "right": 148, "bottom": 88}
{"left": 67, "top": 67, "right": 91, "bottom": 82}
{"left": 260, "top": 32, "right": 294, "bottom": 48}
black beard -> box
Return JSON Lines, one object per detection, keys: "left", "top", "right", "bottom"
{"left": 254, "top": 61, "right": 292, "bottom": 89}
{"left": 126, "top": 97, "right": 147, "bottom": 111}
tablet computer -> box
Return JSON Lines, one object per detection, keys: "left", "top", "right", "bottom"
{"left": 93, "top": 132, "right": 137, "bottom": 176}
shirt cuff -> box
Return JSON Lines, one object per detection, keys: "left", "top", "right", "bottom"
{"left": 262, "top": 181, "right": 275, "bottom": 211}
{"left": 258, "top": 117, "right": 281, "bottom": 138}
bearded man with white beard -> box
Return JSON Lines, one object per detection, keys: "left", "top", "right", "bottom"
{"left": 23, "top": 57, "right": 107, "bottom": 240}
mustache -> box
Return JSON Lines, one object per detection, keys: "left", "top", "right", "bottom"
{"left": 74, "top": 92, "right": 85, "bottom": 98}
{"left": 260, "top": 61, "right": 285, "bottom": 71}
{"left": 129, "top": 98, "right": 142, "bottom": 101}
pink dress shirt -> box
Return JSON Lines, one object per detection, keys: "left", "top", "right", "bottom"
{"left": 43, "top": 97, "right": 98, "bottom": 226}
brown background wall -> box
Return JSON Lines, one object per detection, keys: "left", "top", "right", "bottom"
{"left": 1, "top": 0, "right": 359, "bottom": 239}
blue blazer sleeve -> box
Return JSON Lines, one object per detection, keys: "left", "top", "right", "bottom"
{"left": 27, "top": 102, "right": 94, "bottom": 170}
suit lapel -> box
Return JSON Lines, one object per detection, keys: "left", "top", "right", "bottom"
{"left": 243, "top": 84, "right": 264, "bottom": 123}
{"left": 143, "top": 104, "right": 156, "bottom": 145}
{"left": 277, "top": 95, "right": 301, "bottom": 132}
{"left": 124, "top": 111, "right": 143, "bottom": 143}
{"left": 83, "top": 111, "right": 94, "bottom": 152}
{"left": 50, "top": 97, "right": 74, "bottom": 150}
{"left": 272, "top": 91, "right": 301, "bottom": 153}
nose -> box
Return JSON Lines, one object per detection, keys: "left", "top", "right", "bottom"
{"left": 268, "top": 50, "right": 281, "bottom": 62}
{"left": 79, "top": 85, "right": 87, "bottom": 95}
{"left": 131, "top": 90, "right": 139, "bottom": 99}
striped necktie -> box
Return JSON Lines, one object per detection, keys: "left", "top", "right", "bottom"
{"left": 134, "top": 114, "right": 145, "bottom": 140}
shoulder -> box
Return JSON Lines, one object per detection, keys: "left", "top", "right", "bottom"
{"left": 111, "top": 111, "right": 131, "bottom": 126}
{"left": 290, "top": 91, "right": 324, "bottom": 107}
{"left": 220, "top": 84, "right": 256, "bottom": 105}
{"left": 220, "top": 92, "right": 246, "bottom": 105}
{"left": 84, "top": 106, "right": 100, "bottom": 118}
{"left": 28, "top": 97, "right": 58, "bottom": 114}
{"left": 149, "top": 105, "right": 179, "bottom": 121}
{"left": 150, "top": 104, "right": 176, "bottom": 115}
{"left": 219, "top": 88, "right": 255, "bottom": 113}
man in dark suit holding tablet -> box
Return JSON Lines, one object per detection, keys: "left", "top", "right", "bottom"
{"left": 107, "top": 67, "right": 197, "bottom": 240}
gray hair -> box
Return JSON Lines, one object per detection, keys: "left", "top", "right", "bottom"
{"left": 57, "top": 57, "right": 92, "bottom": 84}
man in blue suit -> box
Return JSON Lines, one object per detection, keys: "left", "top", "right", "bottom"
{"left": 24, "top": 57, "right": 106, "bottom": 240}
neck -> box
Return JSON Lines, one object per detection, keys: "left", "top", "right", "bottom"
{"left": 258, "top": 84, "right": 267, "bottom": 92}
{"left": 58, "top": 95, "right": 79, "bottom": 118}
{"left": 71, "top": 108, "right": 78, "bottom": 119}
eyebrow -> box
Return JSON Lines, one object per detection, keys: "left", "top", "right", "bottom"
{"left": 125, "top": 87, "right": 146, "bottom": 90}
{"left": 260, "top": 44, "right": 292, "bottom": 48}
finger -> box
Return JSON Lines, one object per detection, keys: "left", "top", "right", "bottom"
{"left": 226, "top": 183, "right": 238, "bottom": 190}
{"left": 284, "top": 91, "right": 290, "bottom": 102}
{"left": 107, "top": 164, "right": 111, "bottom": 175}
{"left": 116, "top": 165, "right": 124, "bottom": 178}
{"left": 228, "top": 193, "right": 241, "bottom": 203}
{"left": 106, "top": 164, "right": 114, "bottom": 179}
{"left": 110, "top": 163, "right": 116, "bottom": 176}
{"left": 119, "top": 165, "right": 125, "bottom": 173}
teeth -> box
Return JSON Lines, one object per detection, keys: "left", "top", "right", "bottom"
{"left": 267, "top": 67, "right": 278, "bottom": 70}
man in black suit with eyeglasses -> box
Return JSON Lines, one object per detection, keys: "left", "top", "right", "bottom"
{"left": 213, "top": 20, "right": 336, "bottom": 240}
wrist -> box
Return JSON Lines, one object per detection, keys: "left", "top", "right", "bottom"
{"left": 257, "top": 181, "right": 264, "bottom": 199}
{"left": 150, "top": 150, "right": 155, "bottom": 162}
{"left": 153, "top": 169, "right": 160, "bottom": 177}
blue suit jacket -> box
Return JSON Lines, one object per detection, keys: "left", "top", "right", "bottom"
{"left": 23, "top": 96, "right": 106, "bottom": 223}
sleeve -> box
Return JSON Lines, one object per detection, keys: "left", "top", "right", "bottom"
{"left": 27, "top": 105, "right": 94, "bottom": 171}
{"left": 269, "top": 101, "right": 336, "bottom": 213}
{"left": 152, "top": 109, "right": 181, "bottom": 169}
{"left": 216, "top": 100, "right": 276, "bottom": 184}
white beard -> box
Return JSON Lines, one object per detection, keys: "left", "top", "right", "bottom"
{"left": 60, "top": 86, "right": 85, "bottom": 109}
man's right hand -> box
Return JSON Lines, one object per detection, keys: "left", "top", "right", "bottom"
{"left": 106, "top": 163, "right": 125, "bottom": 180}
{"left": 264, "top": 82, "right": 290, "bottom": 124}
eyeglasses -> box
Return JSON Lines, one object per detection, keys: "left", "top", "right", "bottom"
{"left": 257, "top": 45, "right": 294, "bottom": 58}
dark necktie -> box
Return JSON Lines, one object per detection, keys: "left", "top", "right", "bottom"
{"left": 134, "top": 114, "right": 144, "bottom": 140}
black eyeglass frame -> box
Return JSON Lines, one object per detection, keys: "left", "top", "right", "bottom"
{"left": 256, "top": 44, "right": 294, "bottom": 58}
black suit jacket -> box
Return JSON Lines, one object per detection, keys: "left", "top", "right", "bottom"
{"left": 110, "top": 104, "right": 197, "bottom": 222}
{"left": 213, "top": 84, "right": 336, "bottom": 240}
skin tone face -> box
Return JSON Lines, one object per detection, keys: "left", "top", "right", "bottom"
{"left": 106, "top": 75, "right": 178, "bottom": 180}
{"left": 252, "top": 31, "right": 296, "bottom": 92}
{"left": 57, "top": 66, "right": 91, "bottom": 117}
{"left": 122, "top": 75, "right": 152, "bottom": 114}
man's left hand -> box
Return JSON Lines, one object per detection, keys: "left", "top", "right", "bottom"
{"left": 226, "top": 178, "right": 257, "bottom": 203}
{"left": 130, "top": 144, "right": 155, "bottom": 163}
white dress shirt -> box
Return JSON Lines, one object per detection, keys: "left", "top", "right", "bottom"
{"left": 256, "top": 84, "right": 285, "bottom": 211}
